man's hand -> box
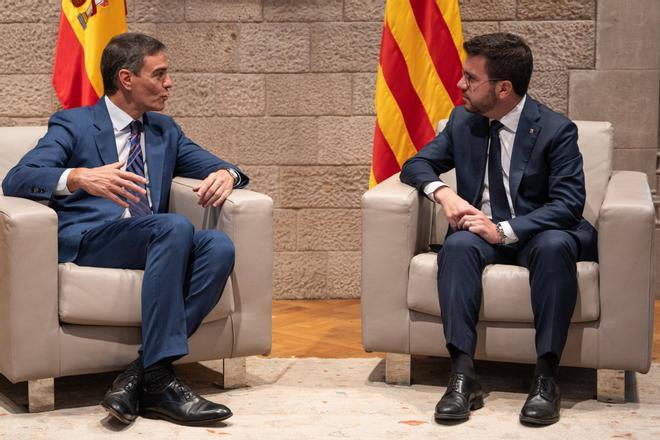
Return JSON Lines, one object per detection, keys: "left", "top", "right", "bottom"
{"left": 457, "top": 211, "right": 502, "bottom": 245}
{"left": 67, "top": 161, "right": 147, "bottom": 208}
{"left": 433, "top": 186, "right": 476, "bottom": 230}
{"left": 193, "top": 168, "right": 235, "bottom": 208}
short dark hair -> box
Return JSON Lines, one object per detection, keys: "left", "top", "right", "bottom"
{"left": 463, "top": 32, "right": 533, "bottom": 96}
{"left": 101, "top": 32, "right": 166, "bottom": 96}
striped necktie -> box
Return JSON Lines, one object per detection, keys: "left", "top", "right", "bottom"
{"left": 126, "top": 120, "right": 152, "bottom": 217}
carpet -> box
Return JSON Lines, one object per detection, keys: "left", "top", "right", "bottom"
{"left": 1, "top": 357, "right": 659, "bottom": 439}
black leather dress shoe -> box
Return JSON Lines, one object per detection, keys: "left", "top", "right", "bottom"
{"left": 434, "top": 373, "right": 484, "bottom": 421}
{"left": 141, "top": 378, "right": 233, "bottom": 426}
{"left": 519, "top": 375, "right": 561, "bottom": 425}
{"left": 101, "top": 358, "right": 143, "bottom": 424}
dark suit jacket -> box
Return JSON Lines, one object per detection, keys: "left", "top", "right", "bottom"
{"left": 400, "top": 96, "right": 596, "bottom": 259}
{"left": 2, "top": 98, "right": 248, "bottom": 262}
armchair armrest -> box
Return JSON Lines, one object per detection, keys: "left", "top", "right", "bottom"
{"left": 597, "top": 170, "right": 655, "bottom": 372}
{"left": 361, "top": 173, "right": 434, "bottom": 353}
{"left": 0, "top": 195, "right": 60, "bottom": 382}
{"left": 169, "top": 177, "right": 273, "bottom": 357}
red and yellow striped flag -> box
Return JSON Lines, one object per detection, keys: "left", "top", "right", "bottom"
{"left": 53, "top": 1, "right": 127, "bottom": 109}
{"left": 370, "top": 0, "right": 465, "bottom": 187}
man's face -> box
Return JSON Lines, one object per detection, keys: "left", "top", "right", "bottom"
{"left": 129, "top": 51, "right": 172, "bottom": 113}
{"left": 457, "top": 55, "right": 498, "bottom": 116}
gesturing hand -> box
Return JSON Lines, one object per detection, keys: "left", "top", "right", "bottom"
{"left": 67, "top": 161, "right": 147, "bottom": 208}
{"left": 193, "top": 169, "right": 236, "bottom": 208}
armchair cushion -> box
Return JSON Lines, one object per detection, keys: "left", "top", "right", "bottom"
{"left": 58, "top": 262, "right": 234, "bottom": 327}
{"left": 407, "top": 252, "right": 600, "bottom": 323}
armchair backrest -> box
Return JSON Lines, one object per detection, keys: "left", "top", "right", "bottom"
{"left": 0, "top": 126, "right": 48, "bottom": 191}
{"left": 431, "top": 120, "right": 613, "bottom": 243}
{"left": 577, "top": 121, "right": 613, "bottom": 226}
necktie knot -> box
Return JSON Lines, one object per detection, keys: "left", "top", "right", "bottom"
{"left": 490, "top": 120, "right": 503, "bottom": 133}
{"left": 130, "top": 120, "right": 143, "bottom": 135}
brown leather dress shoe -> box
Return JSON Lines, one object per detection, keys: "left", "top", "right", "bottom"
{"left": 434, "top": 373, "right": 484, "bottom": 421}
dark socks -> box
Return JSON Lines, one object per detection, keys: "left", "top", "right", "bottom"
{"left": 448, "top": 344, "right": 476, "bottom": 378}
{"left": 144, "top": 359, "right": 175, "bottom": 392}
{"left": 535, "top": 353, "right": 559, "bottom": 378}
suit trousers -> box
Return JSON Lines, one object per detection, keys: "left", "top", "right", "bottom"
{"left": 72, "top": 213, "right": 235, "bottom": 368}
{"left": 437, "top": 229, "right": 581, "bottom": 360}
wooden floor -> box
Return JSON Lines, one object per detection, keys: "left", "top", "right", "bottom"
{"left": 269, "top": 299, "right": 660, "bottom": 361}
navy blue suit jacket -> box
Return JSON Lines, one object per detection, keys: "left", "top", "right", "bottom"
{"left": 400, "top": 97, "right": 596, "bottom": 259}
{"left": 2, "top": 98, "right": 248, "bottom": 262}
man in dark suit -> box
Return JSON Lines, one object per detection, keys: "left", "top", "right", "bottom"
{"left": 400, "top": 33, "right": 597, "bottom": 425}
{"left": 2, "top": 33, "right": 246, "bottom": 426}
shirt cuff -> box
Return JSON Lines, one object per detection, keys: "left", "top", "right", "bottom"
{"left": 423, "top": 181, "right": 446, "bottom": 202}
{"left": 54, "top": 168, "right": 74, "bottom": 196}
{"left": 499, "top": 221, "right": 519, "bottom": 245}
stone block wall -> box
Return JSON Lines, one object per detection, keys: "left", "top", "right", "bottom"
{"left": 0, "top": 1, "right": 657, "bottom": 298}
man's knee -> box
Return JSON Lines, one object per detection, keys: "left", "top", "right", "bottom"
{"left": 442, "top": 231, "right": 484, "bottom": 256}
{"left": 153, "top": 213, "right": 195, "bottom": 241}
{"left": 528, "top": 230, "right": 577, "bottom": 262}
{"left": 199, "top": 230, "right": 235, "bottom": 264}
{"left": 525, "top": 231, "right": 578, "bottom": 273}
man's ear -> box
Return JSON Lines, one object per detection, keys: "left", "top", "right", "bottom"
{"left": 117, "top": 68, "right": 133, "bottom": 91}
{"left": 496, "top": 80, "right": 513, "bottom": 99}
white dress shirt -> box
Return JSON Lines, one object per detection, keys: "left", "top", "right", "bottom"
{"left": 55, "top": 96, "right": 151, "bottom": 218}
{"left": 424, "top": 95, "right": 527, "bottom": 244}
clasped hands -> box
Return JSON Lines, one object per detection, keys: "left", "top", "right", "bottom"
{"left": 67, "top": 162, "right": 235, "bottom": 209}
{"left": 433, "top": 186, "right": 501, "bottom": 245}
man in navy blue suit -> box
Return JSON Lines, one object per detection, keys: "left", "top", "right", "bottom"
{"left": 400, "top": 33, "right": 597, "bottom": 425}
{"left": 2, "top": 33, "right": 246, "bottom": 426}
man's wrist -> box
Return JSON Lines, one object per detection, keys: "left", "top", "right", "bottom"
{"left": 495, "top": 222, "right": 507, "bottom": 245}
{"left": 222, "top": 168, "right": 239, "bottom": 185}
{"left": 66, "top": 168, "right": 83, "bottom": 192}
{"left": 433, "top": 185, "right": 452, "bottom": 204}
{"left": 423, "top": 181, "right": 444, "bottom": 201}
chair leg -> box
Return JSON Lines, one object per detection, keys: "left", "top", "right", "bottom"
{"left": 597, "top": 369, "right": 625, "bottom": 403}
{"left": 385, "top": 353, "right": 411, "bottom": 385}
{"left": 28, "top": 378, "right": 54, "bottom": 412}
{"left": 221, "top": 357, "right": 247, "bottom": 389}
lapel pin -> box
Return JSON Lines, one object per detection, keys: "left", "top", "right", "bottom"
{"left": 529, "top": 128, "right": 535, "bottom": 134}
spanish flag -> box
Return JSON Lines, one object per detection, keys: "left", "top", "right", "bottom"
{"left": 53, "top": 1, "right": 127, "bottom": 109}
{"left": 370, "top": 0, "right": 465, "bottom": 187}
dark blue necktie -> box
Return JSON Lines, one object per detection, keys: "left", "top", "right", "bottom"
{"left": 126, "top": 120, "right": 152, "bottom": 217}
{"left": 488, "top": 120, "right": 511, "bottom": 223}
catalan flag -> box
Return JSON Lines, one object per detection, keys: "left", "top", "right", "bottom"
{"left": 370, "top": 0, "right": 465, "bottom": 187}
{"left": 53, "top": 0, "right": 127, "bottom": 109}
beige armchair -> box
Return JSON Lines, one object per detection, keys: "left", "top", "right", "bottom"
{"left": 361, "top": 121, "right": 655, "bottom": 402}
{"left": 0, "top": 126, "right": 273, "bottom": 412}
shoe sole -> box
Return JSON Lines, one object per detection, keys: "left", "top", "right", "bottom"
{"left": 519, "top": 414, "right": 559, "bottom": 425}
{"left": 434, "top": 396, "right": 484, "bottom": 421}
{"left": 141, "top": 409, "right": 233, "bottom": 426}
{"left": 101, "top": 402, "right": 137, "bottom": 425}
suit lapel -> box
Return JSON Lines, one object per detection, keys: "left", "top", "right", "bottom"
{"left": 92, "top": 99, "right": 119, "bottom": 165}
{"left": 509, "top": 97, "right": 541, "bottom": 206}
{"left": 143, "top": 113, "right": 165, "bottom": 213}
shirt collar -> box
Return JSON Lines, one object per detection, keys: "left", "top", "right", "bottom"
{"left": 496, "top": 94, "right": 526, "bottom": 134}
{"left": 104, "top": 96, "right": 143, "bottom": 132}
